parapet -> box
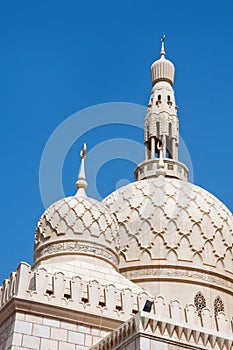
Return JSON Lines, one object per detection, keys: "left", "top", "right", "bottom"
{"left": 0, "top": 262, "right": 233, "bottom": 339}
{"left": 91, "top": 310, "right": 233, "bottom": 350}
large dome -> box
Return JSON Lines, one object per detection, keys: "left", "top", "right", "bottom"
{"left": 103, "top": 177, "right": 233, "bottom": 295}
{"left": 34, "top": 194, "right": 119, "bottom": 269}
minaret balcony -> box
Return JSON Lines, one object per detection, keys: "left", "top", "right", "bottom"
{"left": 134, "top": 158, "right": 189, "bottom": 181}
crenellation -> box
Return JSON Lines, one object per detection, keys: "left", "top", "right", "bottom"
{"left": 215, "top": 312, "right": 229, "bottom": 334}
{"left": 200, "top": 308, "right": 213, "bottom": 329}
{"left": 91, "top": 311, "right": 233, "bottom": 350}
{"left": 15, "top": 262, "right": 31, "bottom": 297}
{"left": 169, "top": 300, "right": 183, "bottom": 322}
{"left": 1, "top": 278, "right": 10, "bottom": 307}
{"left": 1, "top": 262, "right": 232, "bottom": 341}
{"left": 184, "top": 304, "right": 199, "bottom": 328}
{"left": 0, "top": 34, "right": 232, "bottom": 350}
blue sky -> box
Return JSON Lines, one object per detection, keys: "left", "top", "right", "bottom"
{"left": 0, "top": 0, "right": 233, "bottom": 282}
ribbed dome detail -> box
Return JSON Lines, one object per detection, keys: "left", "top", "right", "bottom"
{"left": 150, "top": 56, "right": 175, "bottom": 86}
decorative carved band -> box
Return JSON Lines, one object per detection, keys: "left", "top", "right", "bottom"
{"left": 122, "top": 267, "right": 233, "bottom": 293}
{"left": 35, "top": 241, "right": 118, "bottom": 265}
{"left": 91, "top": 312, "right": 233, "bottom": 350}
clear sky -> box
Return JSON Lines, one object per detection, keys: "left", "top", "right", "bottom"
{"left": 0, "top": 0, "right": 232, "bottom": 282}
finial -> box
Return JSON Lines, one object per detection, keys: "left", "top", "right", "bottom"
{"left": 156, "top": 141, "right": 166, "bottom": 177}
{"left": 75, "top": 143, "right": 88, "bottom": 196}
{"left": 80, "top": 143, "right": 86, "bottom": 159}
{"left": 160, "top": 35, "right": 166, "bottom": 57}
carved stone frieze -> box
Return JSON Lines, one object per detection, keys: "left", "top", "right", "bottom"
{"left": 35, "top": 240, "right": 118, "bottom": 265}
{"left": 122, "top": 267, "right": 233, "bottom": 293}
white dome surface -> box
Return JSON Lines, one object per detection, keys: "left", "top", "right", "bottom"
{"left": 151, "top": 55, "right": 175, "bottom": 86}
{"left": 34, "top": 194, "right": 119, "bottom": 268}
{"left": 103, "top": 177, "right": 233, "bottom": 291}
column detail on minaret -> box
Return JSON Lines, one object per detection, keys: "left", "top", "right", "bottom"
{"left": 134, "top": 37, "right": 188, "bottom": 181}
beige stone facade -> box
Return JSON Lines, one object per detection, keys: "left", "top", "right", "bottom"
{"left": 0, "top": 39, "right": 232, "bottom": 350}
{"left": 0, "top": 311, "right": 109, "bottom": 349}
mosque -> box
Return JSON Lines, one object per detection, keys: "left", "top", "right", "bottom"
{"left": 0, "top": 38, "right": 233, "bottom": 350}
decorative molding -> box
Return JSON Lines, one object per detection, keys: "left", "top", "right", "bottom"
{"left": 121, "top": 267, "right": 233, "bottom": 293}
{"left": 1, "top": 262, "right": 233, "bottom": 345}
{"left": 91, "top": 312, "right": 233, "bottom": 350}
{"left": 34, "top": 241, "right": 118, "bottom": 265}
{"left": 0, "top": 262, "right": 149, "bottom": 330}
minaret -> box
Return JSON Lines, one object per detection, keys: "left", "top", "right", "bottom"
{"left": 134, "top": 36, "right": 188, "bottom": 181}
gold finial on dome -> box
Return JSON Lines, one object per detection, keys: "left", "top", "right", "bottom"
{"left": 160, "top": 34, "right": 166, "bottom": 57}
{"left": 75, "top": 143, "right": 88, "bottom": 196}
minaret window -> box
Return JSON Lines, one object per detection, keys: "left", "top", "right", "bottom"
{"left": 194, "top": 292, "right": 206, "bottom": 316}
{"left": 156, "top": 95, "right": 162, "bottom": 106}
{"left": 214, "top": 296, "right": 224, "bottom": 316}
{"left": 167, "top": 95, "right": 172, "bottom": 106}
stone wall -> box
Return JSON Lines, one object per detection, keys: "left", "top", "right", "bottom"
{"left": 0, "top": 313, "right": 15, "bottom": 350}
{"left": 0, "top": 262, "right": 149, "bottom": 330}
{"left": 0, "top": 312, "right": 109, "bottom": 350}
{"left": 1, "top": 262, "right": 233, "bottom": 349}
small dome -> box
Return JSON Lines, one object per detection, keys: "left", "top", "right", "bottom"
{"left": 150, "top": 38, "right": 175, "bottom": 86}
{"left": 150, "top": 55, "right": 175, "bottom": 86}
{"left": 34, "top": 195, "right": 119, "bottom": 268}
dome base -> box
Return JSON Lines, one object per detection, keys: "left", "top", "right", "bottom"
{"left": 33, "top": 239, "right": 119, "bottom": 270}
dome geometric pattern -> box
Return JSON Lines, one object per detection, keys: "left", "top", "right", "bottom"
{"left": 103, "top": 177, "right": 233, "bottom": 276}
{"left": 34, "top": 195, "right": 119, "bottom": 266}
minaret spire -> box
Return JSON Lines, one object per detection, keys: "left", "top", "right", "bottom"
{"left": 134, "top": 37, "right": 189, "bottom": 182}
{"left": 160, "top": 34, "right": 166, "bottom": 57}
{"left": 76, "top": 143, "right": 88, "bottom": 196}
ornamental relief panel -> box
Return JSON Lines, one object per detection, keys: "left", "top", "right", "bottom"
{"left": 121, "top": 267, "right": 233, "bottom": 292}
{"left": 35, "top": 240, "right": 118, "bottom": 265}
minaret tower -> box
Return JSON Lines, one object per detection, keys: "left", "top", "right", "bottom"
{"left": 134, "top": 36, "right": 188, "bottom": 181}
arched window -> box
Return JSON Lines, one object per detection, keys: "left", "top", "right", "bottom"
{"left": 214, "top": 296, "right": 224, "bottom": 316}
{"left": 167, "top": 95, "right": 172, "bottom": 106}
{"left": 158, "top": 94, "right": 161, "bottom": 101}
{"left": 194, "top": 292, "right": 206, "bottom": 316}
